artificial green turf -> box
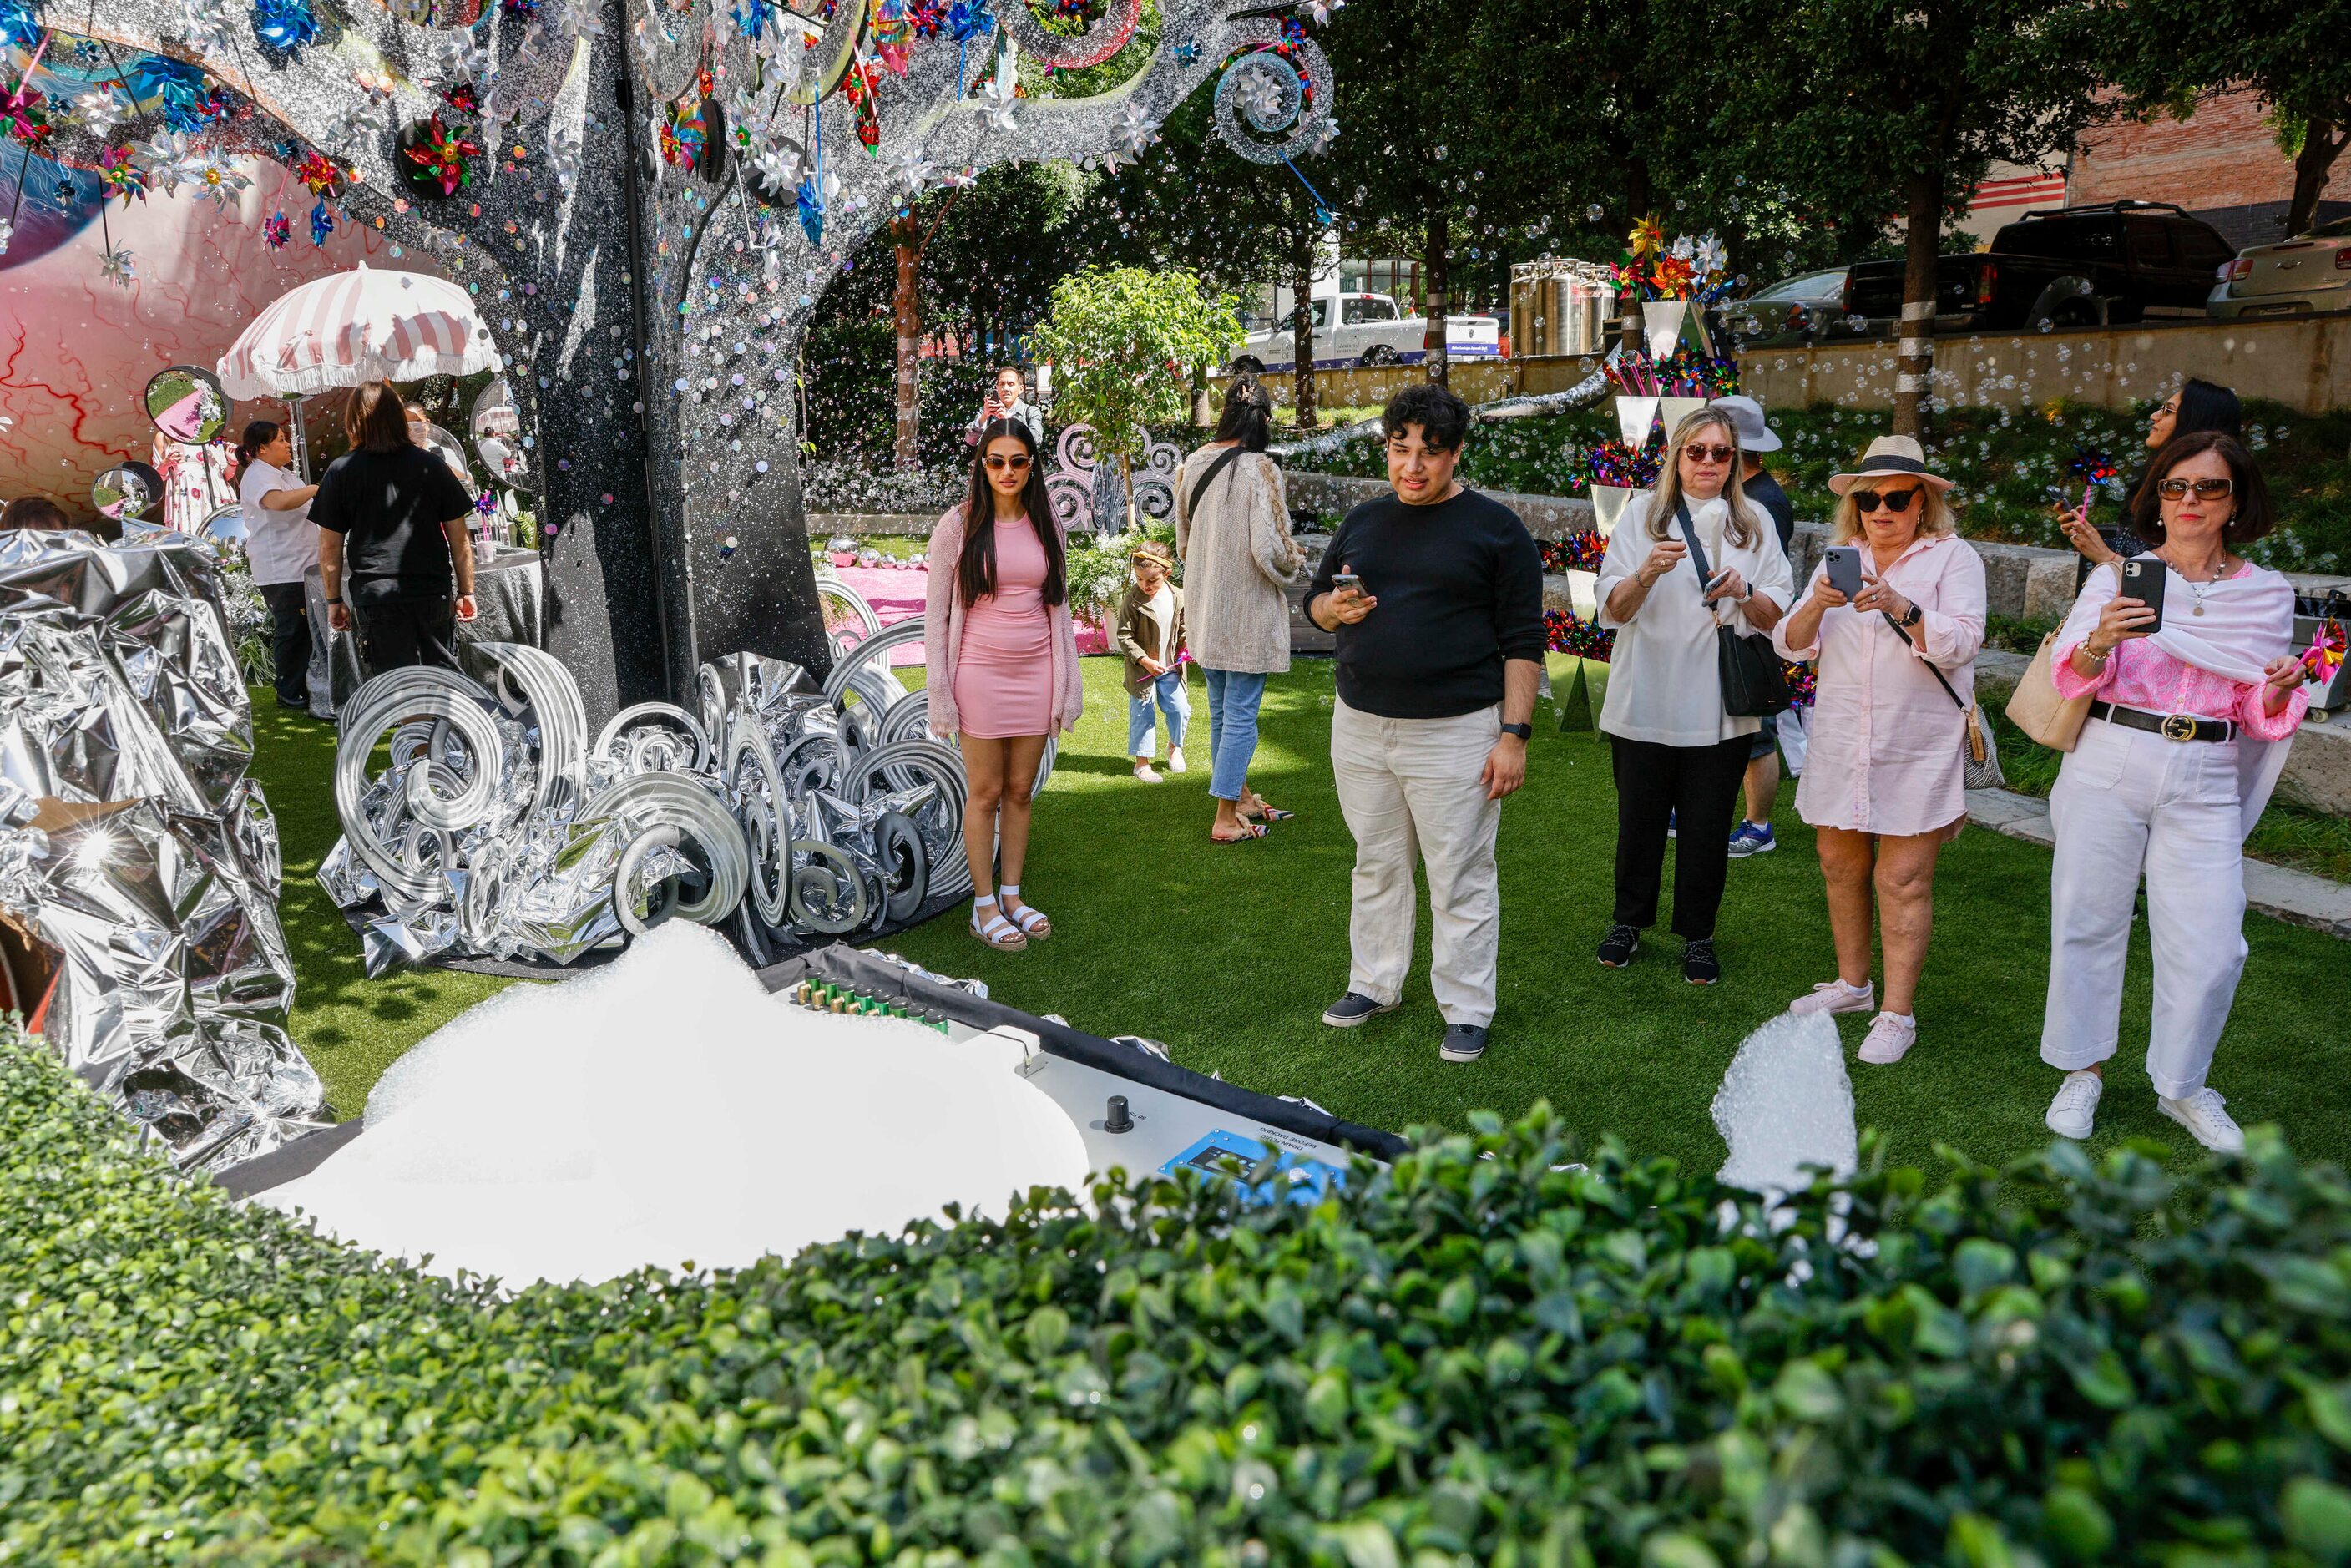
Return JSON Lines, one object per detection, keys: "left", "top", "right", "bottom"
{"left": 247, "top": 696, "right": 511, "bottom": 1120}
{"left": 250, "top": 660, "right": 2351, "bottom": 1171}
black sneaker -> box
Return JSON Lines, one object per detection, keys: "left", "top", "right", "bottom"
{"left": 1439, "top": 1024, "right": 1489, "bottom": 1063}
{"left": 1683, "top": 938, "right": 1721, "bottom": 985}
{"left": 1322, "top": 991, "right": 1398, "bottom": 1028}
{"left": 1595, "top": 924, "right": 1641, "bottom": 968}
{"left": 275, "top": 694, "right": 310, "bottom": 713}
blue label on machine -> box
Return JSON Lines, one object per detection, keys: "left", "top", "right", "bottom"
{"left": 1162, "top": 1130, "right": 1346, "bottom": 1206}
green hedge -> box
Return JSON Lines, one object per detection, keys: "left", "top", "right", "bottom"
{"left": 4, "top": 1022, "right": 2350, "bottom": 1565}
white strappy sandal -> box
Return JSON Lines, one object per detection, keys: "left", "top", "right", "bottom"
{"left": 999, "top": 883, "right": 1052, "bottom": 940}
{"left": 970, "top": 894, "right": 1027, "bottom": 952}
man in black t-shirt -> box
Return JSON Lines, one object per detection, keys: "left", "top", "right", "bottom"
{"left": 311, "top": 380, "right": 479, "bottom": 675}
{"left": 1712, "top": 396, "right": 1798, "bottom": 858}
{"left": 1302, "top": 382, "right": 1545, "bottom": 1065}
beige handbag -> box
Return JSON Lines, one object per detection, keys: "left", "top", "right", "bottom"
{"left": 2005, "top": 629, "right": 2094, "bottom": 751}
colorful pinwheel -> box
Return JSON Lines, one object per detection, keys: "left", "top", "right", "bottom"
{"left": 263, "top": 210, "right": 291, "bottom": 247}
{"left": 402, "top": 114, "right": 481, "bottom": 197}
{"left": 98, "top": 144, "right": 149, "bottom": 206}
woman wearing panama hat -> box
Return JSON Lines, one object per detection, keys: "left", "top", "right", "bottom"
{"left": 1772, "top": 435, "right": 1987, "bottom": 1068}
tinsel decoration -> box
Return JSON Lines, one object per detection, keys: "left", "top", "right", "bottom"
{"left": 263, "top": 209, "right": 291, "bottom": 247}
{"left": 1544, "top": 607, "right": 1615, "bottom": 662}
{"left": 98, "top": 144, "right": 148, "bottom": 206}
{"left": 399, "top": 114, "right": 480, "bottom": 200}
{"left": 1540, "top": 533, "right": 1607, "bottom": 575}
{"left": 1584, "top": 438, "right": 1662, "bottom": 490}
{"left": 309, "top": 197, "right": 333, "bottom": 244}
{"left": 252, "top": 0, "right": 319, "bottom": 52}
{"left": 1657, "top": 351, "right": 1738, "bottom": 397}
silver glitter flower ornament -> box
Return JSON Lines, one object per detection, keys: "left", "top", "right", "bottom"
{"left": 100, "top": 245, "right": 136, "bottom": 285}
{"left": 977, "top": 68, "right": 1019, "bottom": 134}
{"left": 74, "top": 86, "right": 130, "bottom": 138}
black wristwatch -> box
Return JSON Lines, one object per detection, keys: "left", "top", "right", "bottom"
{"left": 1499, "top": 722, "right": 1533, "bottom": 741}
{"left": 1900, "top": 602, "right": 1924, "bottom": 627}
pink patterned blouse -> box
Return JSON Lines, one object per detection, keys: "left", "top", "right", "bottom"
{"left": 2050, "top": 564, "right": 2308, "bottom": 741}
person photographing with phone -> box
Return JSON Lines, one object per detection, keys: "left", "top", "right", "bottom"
{"left": 1302, "top": 382, "right": 1545, "bottom": 1064}
{"left": 963, "top": 366, "right": 1044, "bottom": 450}
{"left": 1591, "top": 407, "right": 1794, "bottom": 984}
{"left": 1772, "top": 436, "right": 1986, "bottom": 1065}
{"left": 2038, "top": 430, "right": 2308, "bottom": 1153}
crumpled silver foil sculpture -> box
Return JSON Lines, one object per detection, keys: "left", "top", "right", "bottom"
{"left": 322, "top": 585, "right": 1046, "bottom": 974}
{"left": 0, "top": 529, "right": 324, "bottom": 1171}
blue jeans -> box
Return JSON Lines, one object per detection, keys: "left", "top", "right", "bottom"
{"left": 1127, "top": 670, "right": 1191, "bottom": 756}
{"left": 1202, "top": 668, "right": 1267, "bottom": 802}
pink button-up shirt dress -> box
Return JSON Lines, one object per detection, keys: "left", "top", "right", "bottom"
{"left": 1773, "top": 533, "right": 1988, "bottom": 837}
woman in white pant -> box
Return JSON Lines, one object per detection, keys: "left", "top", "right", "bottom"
{"left": 2040, "top": 430, "right": 2309, "bottom": 1153}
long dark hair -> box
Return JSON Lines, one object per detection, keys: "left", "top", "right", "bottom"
{"left": 958, "top": 417, "right": 1064, "bottom": 608}
{"left": 2175, "top": 377, "right": 2242, "bottom": 440}
{"left": 235, "top": 420, "right": 283, "bottom": 465}
{"left": 2129, "top": 430, "right": 2274, "bottom": 546}
{"left": 345, "top": 381, "right": 411, "bottom": 453}
{"left": 1214, "top": 377, "right": 1272, "bottom": 452}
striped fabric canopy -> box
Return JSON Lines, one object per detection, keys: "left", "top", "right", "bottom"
{"left": 215, "top": 264, "right": 499, "bottom": 400}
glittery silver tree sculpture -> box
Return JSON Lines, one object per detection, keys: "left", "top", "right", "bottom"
{"left": 55, "top": 0, "right": 1337, "bottom": 722}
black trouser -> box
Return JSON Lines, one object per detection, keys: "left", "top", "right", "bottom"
{"left": 1610, "top": 734, "right": 1754, "bottom": 941}
{"left": 354, "top": 595, "right": 459, "bottom": 675}
{"left": 259, "top": 582, "right": 311, "bottom": 706}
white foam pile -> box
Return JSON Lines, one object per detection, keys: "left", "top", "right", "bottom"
{"left": 255, "top": 923, "right": 1090, "bottom": 1287}
{"left": 1711, "top": 1011, "right": 1858, "bottom": 1208}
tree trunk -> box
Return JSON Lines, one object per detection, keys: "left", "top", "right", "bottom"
{"left": 1423, "top": 210, "right": 1451, "bottom": 386}
{"left": 1893, "top": 166, "right": 1944, "bottom": 439}
{"left": 2286, "top": 113, "right": 2348, "bottom": 238}
{"left": 1620, "top": 153, "right": 1651, "bottom": 354}
{"left": 1120, "top": 451, "right": 1137, "bottom": 531}
{"left": 891, "top": 210, "right": 922, "bottom": 471}
{"left": 1290, "top": 244, "right": 1319, "bottom": 431}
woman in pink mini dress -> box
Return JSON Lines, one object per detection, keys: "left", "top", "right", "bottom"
{"left": 923, "top": 417, "right": 1083, "bottom": 952}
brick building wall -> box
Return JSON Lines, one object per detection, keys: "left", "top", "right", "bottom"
{"left": 2069, "top": 89, "right": 2348, "bottom": 250}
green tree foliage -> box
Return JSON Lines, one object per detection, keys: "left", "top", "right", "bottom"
{"left": 2101, "top": 0, "right": 2351, "bottom": 240}
{"left": 1029, "top": 266, "right": 1241, "bottom": 522}
{"left": 1715, "top": 0, "right": 2113, "bottom": 435}
{"left": 7, "top": 1025, "right": 2351, "bottom": 1563}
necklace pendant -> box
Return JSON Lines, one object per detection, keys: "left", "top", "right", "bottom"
{"left": 2193, "top": 604, "right": 2205, "bottom": 616}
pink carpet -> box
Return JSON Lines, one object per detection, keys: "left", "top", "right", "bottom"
{"left": 829, "top": 560, "right": 1110, "bottom": 662}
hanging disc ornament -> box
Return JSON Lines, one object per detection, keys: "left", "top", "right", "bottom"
{"left": 144, "top": 364, "right": 229, "bottom": 445}
{"left": 1211, "top": 31, "right": 1333, "bottom": 165}
{"left": 991, "top": 0, "right": 1142, "bottom": 69}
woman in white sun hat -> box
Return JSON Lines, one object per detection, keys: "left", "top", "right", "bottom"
{"left": 1772, "top": 435, "right": 1985, "bottom": 1068}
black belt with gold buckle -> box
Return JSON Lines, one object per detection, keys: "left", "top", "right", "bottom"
{"left": 2088, "top": 700, "right": 2235, "bottom": 743}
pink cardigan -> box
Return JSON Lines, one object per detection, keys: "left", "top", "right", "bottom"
{"left": 923, "top": 504, "right": 1084, "bottom": 739}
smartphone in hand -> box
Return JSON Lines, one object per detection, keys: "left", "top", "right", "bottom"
{"left": 1332, "top": 572, "right": 1363, "bottom": 594}
{"left": 2120, "top": 557, "right": 2167, "bottom": 633}
{"left": 1824, "top": 544, "right": 1863, "bottom": 599}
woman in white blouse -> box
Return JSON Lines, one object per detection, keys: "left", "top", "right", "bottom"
{"left": 1772, "top": 436, "right": 1987, "bottom": 1066}
{"left": 235, "top": 420, "right": 321, "bottom": 715}
{"left": 1592, "top": 407, "right": 1794, "bottom": 984}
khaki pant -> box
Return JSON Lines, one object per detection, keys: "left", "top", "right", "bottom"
{"left": 1331, "top": 698, "right": 1502, "bottom": 1026}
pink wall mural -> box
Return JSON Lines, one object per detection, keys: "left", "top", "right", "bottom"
{"left": 1, "top": 38, "right": 444, "bottom": 521}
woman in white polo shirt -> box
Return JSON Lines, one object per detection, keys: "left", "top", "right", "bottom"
{"left": 235, "top": 420, "right": 321, "bottom": 715}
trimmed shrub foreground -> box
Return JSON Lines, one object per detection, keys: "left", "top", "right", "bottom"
{"left": 4, "top": 1027, "right": 2351, "bottom": 1567}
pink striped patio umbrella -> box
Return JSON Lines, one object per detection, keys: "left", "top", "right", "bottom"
{"left": 215, "top": 263, "right": 499, "bottom": 401}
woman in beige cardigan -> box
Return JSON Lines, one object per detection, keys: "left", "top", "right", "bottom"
{"left": 1175, "top": 378, "right": 1305, "bottom": 842}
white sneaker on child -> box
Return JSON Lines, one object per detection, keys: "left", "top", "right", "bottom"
{"left": 1134, "top": 763, "right": 1164, "bottom": 783}
{"left": 1168, "top": 747, "right": 1187, "bottom": 773}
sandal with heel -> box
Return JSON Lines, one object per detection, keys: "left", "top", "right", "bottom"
{"left": 1000, "top": 883, "right": 1052, "bottom": 940}
{"left": 970, "top": 894, "right": 1028, "bottom": 952}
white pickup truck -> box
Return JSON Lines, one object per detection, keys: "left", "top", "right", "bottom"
{"left": 1228, "top": 291, "right": 1502, "bottom": 373}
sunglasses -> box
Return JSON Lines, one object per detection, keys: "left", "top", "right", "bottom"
{"left": 1682, "top": 443, "right": 1737, "bottom": 463}
{"left": 1851, "top": 487, "right": 1922, "bottom": 514}
{"left": 983, "top": 454, "right": 1033, "bottom": 472}
{"left": 2156, "top": 477, "right": 2233, "bottom": 502}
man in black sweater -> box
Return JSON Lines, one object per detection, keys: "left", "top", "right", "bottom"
{"left": 1302, "top": 382, "right": 1545, "bottom": 1064}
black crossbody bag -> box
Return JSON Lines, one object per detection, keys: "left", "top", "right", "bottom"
{"left": 1186, "top": 445, "right": 1246, "bottom": 518}
{"left": 1672, "top": 500, "right": 1791, "bottom": 718}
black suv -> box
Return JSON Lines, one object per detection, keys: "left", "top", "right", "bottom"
{"left": 1843, "top": 200, "right": 2237, "bottom": 331}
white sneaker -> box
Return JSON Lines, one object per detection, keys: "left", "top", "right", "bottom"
{"left": 1134, "top": 763, "right": 1164, "bottom": 783}
{"left": 1167, "top": 747, "right": 1187, "bottom": 774}
{"left": 2045, "top": 1070, "right": 2103, "bottom": 1140}
{"left": 1789, "top": 979, "right": 1875, "bottom": 1017}
{"left": 2160, "top": 1087, "right": 2245, "bottom": 1155}
{"left": 1857, "top": 1012, "right": 1916, "bottom": 1065}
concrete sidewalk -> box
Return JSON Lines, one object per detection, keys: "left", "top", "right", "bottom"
{"left": 1964, "top": 787, "right": 2351, "bottom": 940}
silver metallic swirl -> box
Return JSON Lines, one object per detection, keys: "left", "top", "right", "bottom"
{"left": 336, "top": 667, "right": 508, "bottom": 904}
{"left": 1211, "top": 30, "right": 1333, "bottom": 165}
{"left": 595, "top": 701, "right": 713, "bottom": 776}
{"left": 989, "top": 0, "right": 1143, "bottom": 69}
{"left": 821, "top": 616, "right": 925, "bottom": 709}
{"left": 786, "top": 837, "right": 871, "bottom": 933}
{"left": 581, "top": 769, "right": 751, "bottom": 928}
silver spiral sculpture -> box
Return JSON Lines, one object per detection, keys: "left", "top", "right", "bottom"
{"left": 321, "top": 583, "right": 1048, "bottom": 973}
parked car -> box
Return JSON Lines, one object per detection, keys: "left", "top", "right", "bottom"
{"left": 1229, "top": 291, "right": 1503, "bottom": 373}
{"left": 2208, "top": 215, "right": 2351, "bottom": 320}
{"left": 1713, "top": 267, "right": 1852, "bottom": 346}
{"left": 1842, "top": 200, "right": 2237, "bottom": 332}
